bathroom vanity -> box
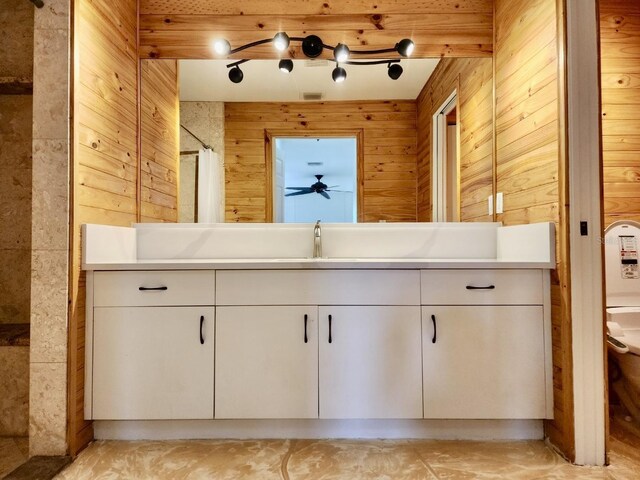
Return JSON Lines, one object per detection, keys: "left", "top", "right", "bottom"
{"left": 82, "top": 222, "right": 555, "bottom": 440}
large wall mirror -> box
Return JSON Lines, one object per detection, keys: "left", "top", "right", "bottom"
{"left": 140, "top": 56, "right": 495, "bottom": 223}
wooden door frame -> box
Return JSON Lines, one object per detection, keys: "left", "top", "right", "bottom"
{"left": 265, "top": 129, "right": 365, "bottom": 223}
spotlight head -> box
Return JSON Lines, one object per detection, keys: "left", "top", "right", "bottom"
{"left": 387, "top": 63, "right": 403, "bottom": 80}
{"left": 334, "top": 43, "right": 350, "bottom": 63}
{"left": 278, "top": 59, "right": 294, "bottom": 73}
{"left": 228, "top": 66, "right": 244, "bottom": 83}
{"left": 213, "top": 38, "right": 231, "bottom": 56}
{"left": 396, "top": 38, "right": 415, "bottom": 57}
{"left": 332, "top": 66, "right": 347, "bottom": 83}
{"left": 302, "top": 35, "right": 324, "bottom": 58}
{"left": 273, "top": 32, "right": 290, "bottom": 52}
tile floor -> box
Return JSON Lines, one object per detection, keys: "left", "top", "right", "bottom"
{"left": 52, "top": 437, "right": 638, "bottom": 480}
{"left": 0, "top": 437, "right": 28, "bottom": 478}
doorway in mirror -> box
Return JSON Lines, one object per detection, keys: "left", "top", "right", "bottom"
{"left": 273, "top": 137, "right": 357, "bottom": 223}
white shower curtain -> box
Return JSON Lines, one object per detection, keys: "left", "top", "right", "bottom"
{"left": 197, "top": 148, "right": 225, "bottom": 223}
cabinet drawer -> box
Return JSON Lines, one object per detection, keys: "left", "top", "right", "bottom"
{"left": 94, "top": 271, "right": 215, "bottom": 306}
{"left": 421, "top": 270, "right": 543, "bottom": 305}
{"left": 217, "top": 270, "right": 420, "bottom": 305}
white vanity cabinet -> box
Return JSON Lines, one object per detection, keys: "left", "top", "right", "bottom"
{"left": 215, "top": 270, "right": 423, "bottom": 420}
{"left": 215, "top": 306, "right": 318, "bottom": 419}
{"left": 318, "top": 306, "right": 423, "bottom": 419}
{"left": 92, "top": 306, "right": 215, "bottom": 420}
{"left": 421, "top": 270, "right": 551, "bottom": 419}
{"left": 87, "top": 270, "right": 216, "bottom": 420}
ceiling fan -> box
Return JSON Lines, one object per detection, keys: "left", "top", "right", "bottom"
{"left": 285, "top": 174, "right": 350, "bottom": 200}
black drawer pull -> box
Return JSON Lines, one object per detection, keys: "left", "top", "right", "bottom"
{"left": 200, "top": 315, "right": 205, "bottom": 344}
{"left": 465, "top": 285, "right": 495, "bottom": 290}
{"left": 431, "top": 314, "right": 437, "bottom": 344}
{"left": 138, "top": 286, "right": 168, "bottom": 291}
{"left": 328, "top": 315, "right": 333, "bottom": 344}
{"left": 304, "top": 314, "right": 308, "bottom": 344}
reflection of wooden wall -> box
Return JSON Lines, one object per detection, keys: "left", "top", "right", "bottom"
{"left": 139, "top": 0, "right": 493, "bottom": 59}
{"left": 600, "top": 0, "right": 640, "bottom": 227}
{"left": 494, "top": 0, "right": 572, "bottom": 459}
{"left": 224, "top": 101, "right": 417, "bottom": 222}
{"left": 416, "top": 57, "right": 494, "bottom": 222}
{"left": 140, "top": 60, "right": 180, "bottom": 222}
{"left": 71, "top": 2, "right": 179, "bottom": 456}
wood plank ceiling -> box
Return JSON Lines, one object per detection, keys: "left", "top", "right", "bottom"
{"left": 139, "top": 0, "right": 494, "bottom": 59}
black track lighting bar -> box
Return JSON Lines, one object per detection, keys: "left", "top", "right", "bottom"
{"left": 225, "top": 59, "right": 250, "bottom": 69}
{"left": 327, "top": 59, "right": 401, "bottom": 66}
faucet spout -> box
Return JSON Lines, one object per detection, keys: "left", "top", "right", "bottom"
{"left": 313, "top": 220, "right": 322, "bottom": 258}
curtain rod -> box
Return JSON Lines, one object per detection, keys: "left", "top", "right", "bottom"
{"left": 180, "top": 124, "right": 212, "bottom": 151}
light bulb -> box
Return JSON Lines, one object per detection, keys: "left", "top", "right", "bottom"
{"left": 273, "top": 32, "right": 290, "bottom": 52}
{"left": 334, "top": 44, "right": 350, "bottom": 63}
{"left": 213, "top": 39, "right": 231, "bottom": 56}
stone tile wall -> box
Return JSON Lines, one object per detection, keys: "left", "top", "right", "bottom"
{"left": 29, "top": 0, "right": 71, "bottom": 456}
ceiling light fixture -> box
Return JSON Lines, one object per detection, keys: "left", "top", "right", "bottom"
{"left": 334, "top": 43, "right": 350, "bottom": 63}
{"left": 213, "top": 39, "right": 231, "bottom": 56}
{"left": 273, "top": 32, "right": 290, "bottom": 52}
{"left": 332, "top": 65, "right": 347, "bottom": 83}
{"left": 302, "top": 35, "right": 324, "bottom": 58}
{"left": 387, "top": 62, "right": 403, "bottom": 80}
{"left": 278, "top": 59, "right": 294, "bottom": 73}
{"left": 218, "top": 33, "right": 412, "bottom": 83}
{"left": 396, "top": 38, "right": 415, "bottom": 57}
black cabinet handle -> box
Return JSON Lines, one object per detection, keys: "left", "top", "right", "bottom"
{"left": 431, "top": 314, "right": 437, "bottom": 344}
{"left": 304, "top": 314, "right": 308, "bottom": 344}
{"left": 138, "top": 286, "right": 168, "bottom": 291}
{"left": 328, "top": 315, "right": 333, "bottom": 344}
{"left": 200, "top": 315, "right": 205, "bottom": 344}
{"left": 465, "top": 285, "right": 495, "bottom": 290}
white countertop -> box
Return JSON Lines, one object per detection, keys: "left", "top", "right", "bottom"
{"left": 83, "top": 258, "right": 555, "bottom": 271}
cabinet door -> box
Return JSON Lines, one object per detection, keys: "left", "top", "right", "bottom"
{"left": 215, "top": 306, "right": 318, "bottom": 418}
{"left": 422, "top": 306, "right": 546, "bottom": 419}
{"left": 93, "top": 307, "right": 214, "bottom": 420}
{"left": 318, "top": 306, "right": 422, "bottom": 419}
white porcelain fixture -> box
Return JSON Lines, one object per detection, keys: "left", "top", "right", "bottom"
{"left": 605, "top": 221, "right": 640, "bottom": 422}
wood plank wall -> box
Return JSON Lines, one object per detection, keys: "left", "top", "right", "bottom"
{"left": 70, "top": 0, "right": 179, "bottom": 456}
{"left": 224, "top": 101, "right": 417, "bottom": 222}
{"left": 600, "top": 0, "right": 640, "bottom": 227}
{"left": 140, "top": 59, "right": 179, "bottom": 222}
{"left": 416, "top": 57, "right": 494, "bottom": 222}
{"left": 138, "top": 0, "right": 493, "bottom": 60}
{"left": 494, "top": 0, "right": 573, "bottom": 458}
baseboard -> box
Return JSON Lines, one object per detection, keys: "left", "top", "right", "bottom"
{"left": 94, "top": 419, "right": 544, "bottom": 441}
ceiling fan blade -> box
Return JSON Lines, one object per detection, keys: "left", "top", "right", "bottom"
{"left": 319, "top": 191, "right": 331, "bottom": 200}
{"left": 326, "top": 189, "right": 352, "bottom": 193}
{"left": 286, "top": 187, "right": 313, "bottom": 191}
{"left": 286, "top": 190, "right": 314, "bottom": 197}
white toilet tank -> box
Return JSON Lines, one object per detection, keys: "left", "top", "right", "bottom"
{"left": 605, "top": 221, "right": 640, "bottom": 308}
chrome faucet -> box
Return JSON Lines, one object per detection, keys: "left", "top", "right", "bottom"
{"left": 313, "top": 220, "right": 322, "bottom": 258}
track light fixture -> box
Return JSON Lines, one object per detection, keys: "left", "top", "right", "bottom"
{"left": 228, "top": 65, "right": 244, "bottom": 83}
{"left": 278, "top": 59, "right": 294, "bottom": 73}
{"left": 302, "top": 35, "right": 324, "bottom": 58}
{"left": 334, "top": 43, "right": 350, "bottom": 63}
{"left": 387, "top": 62, "right": 403, "bottom": 80}
{"left": 217, "top": 33, "right": 413, "bottom": 83}
{"left": 213, "top": 39, "right": 231, "bottom": 56}
{"left": 332, "top": 65, "right": 347, "bottom": 83}
{"left": 396, "top": 38, "right": 415, "bottom": 57}
{"left": 273, "top": 32, "right": 290, "bottom": 52}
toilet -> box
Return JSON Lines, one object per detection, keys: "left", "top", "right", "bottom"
{"left": 605, "top": 220, "right": 640, "bottom": 422}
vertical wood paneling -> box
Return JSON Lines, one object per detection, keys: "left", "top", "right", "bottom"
{"left": 71, "top": 0, "right": 179, "bottom": 456}
{"left": 600, "top": 0, "right": 640, "bottom": 227}
{"left": 140, "top": 59, "right": 179, "bottom": 222}
{"left": 416, "top": 57, "right": 494, "bottom": 222}
{"left": 494, "top": 0, "right": 573, "bottom": 459}
{"left": 224, "top": 101, "right": 417, "bottom": 223}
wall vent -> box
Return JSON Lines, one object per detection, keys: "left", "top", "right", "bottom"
{"left": 304, "top": 60, "right": 329, "bottom": 67}
{"left": 302, "top": 92, "right": 324, "bottom": 101}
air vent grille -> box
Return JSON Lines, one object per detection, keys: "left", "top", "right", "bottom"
{"left": 302, "top": 92, "right": 324, "bottom": 101}
{"left": 304, "top": 60, "right": 329, "bottom": 67}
